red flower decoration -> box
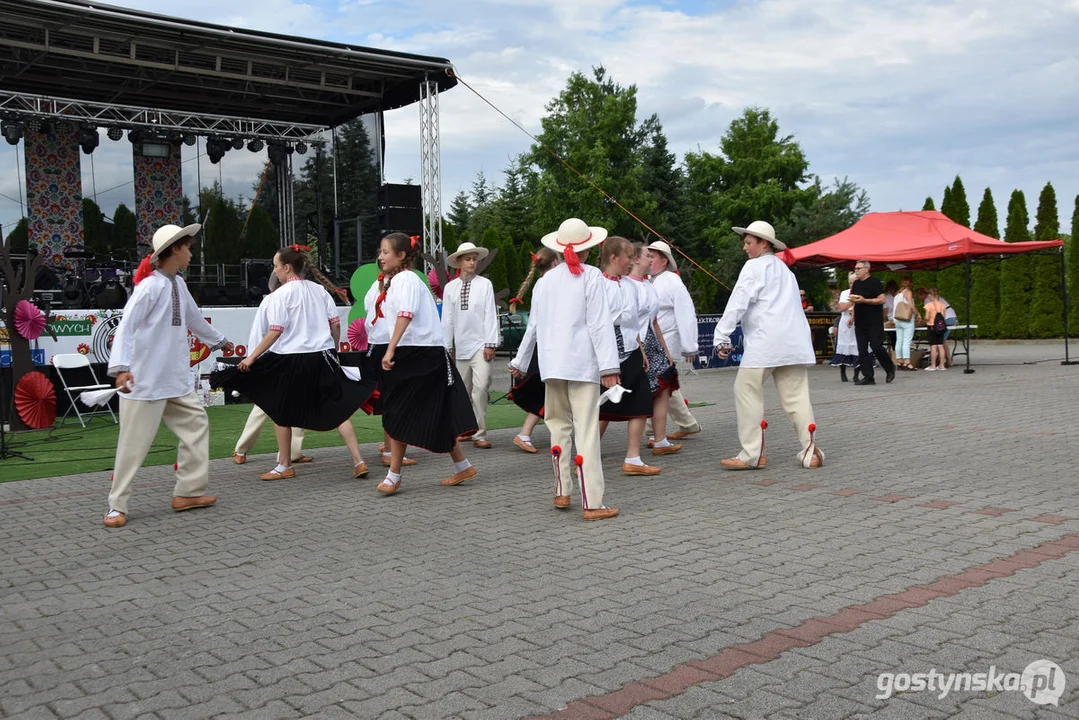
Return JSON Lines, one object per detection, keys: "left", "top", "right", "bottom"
{"left": 77, "top": 343, "right": 90, "bottom": 355}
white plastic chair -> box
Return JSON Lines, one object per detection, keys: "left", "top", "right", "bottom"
{"left": 52, "top": 354, "right": 118, "bottom": 428}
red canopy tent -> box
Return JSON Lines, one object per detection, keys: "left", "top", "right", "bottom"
{"left": 783, "top": 211, "right": 1070, "bottom": 371}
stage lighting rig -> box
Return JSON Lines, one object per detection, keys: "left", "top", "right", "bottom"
{"left": 77, "top": 124, "right": 100, "bottom": 153}
{"left": 25, "top": 117, "right": 43, "bottom": 133}
{"left": 106, "top": 126, "right": 124, "bottom": 141}
{"left": 295, "top": 141, "right": 308, "bottom": 155}
{"left": 247, "top": 138, "right": 264, "bottom": 152}
{"left": 231, "top": 137, "right": 244, "bottom": 150}
{"left": 206, "top": 135, "right": 229, "bottom": 164}
{"left": 182, "top": 134, "right": 197, "bottom": 146}
{"left": 1, "top": 119, "right": 23, "bottom": 145}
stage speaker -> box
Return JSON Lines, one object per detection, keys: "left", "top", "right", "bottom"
{"left": 377, "top": 207, "right": 423, "bottom": 238}
{"left": 378, "top": 183, "right": 421, "bottom": 209}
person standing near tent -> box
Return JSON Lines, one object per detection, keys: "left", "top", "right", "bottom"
{"left": 849, "top": 260, "right": 896, "bottom": 386}
{"left": 712, "top": 221, "right": 824, "bottom": 470}
{"left": 647, "top": 241, "right": 702, "bottom": 442}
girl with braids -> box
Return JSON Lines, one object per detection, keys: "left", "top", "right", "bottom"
{"left": 628, "top": 242, "right": 682, "bottom": 457}
{"left": 372, "top": 233, "right": 478, "bottom": 495}
{"left": 506, "top": 247, "right": 559, "bottom": 453}
{"left": 210, "top": 246, "right": 375, "bottom": 481}
{"left": 597, "top": 236, "right": 660, "bottom": 476}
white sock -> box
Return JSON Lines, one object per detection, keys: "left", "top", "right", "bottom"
{"left": 382, "top": 471, "right": 401, "bottom": 485}
{"left": 654, "top": 439, "right": 671, "bottom": 448}
{"left": 518, "top": 434, "right": 531, "bottom": 442}
{"left": 234, "top": 451, "right": 245, "bottom": 457}
{"left": 624, "top": 456, "right": 644, "bottom": 466}
{"left": 454, "top": 459, "right": 472, "bottom": 473}
{"left": 274, "top": 463, "right": 289, "bottom": 473}
{"left": 382, "top": 451, "right": 392, "bottom": 457}
{"left": 106, "top": 509, "right": 123, "bottom": 518}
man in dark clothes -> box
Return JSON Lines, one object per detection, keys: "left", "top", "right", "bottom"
{"left": 849, "top": 260, "right": 895, "bottom": 385}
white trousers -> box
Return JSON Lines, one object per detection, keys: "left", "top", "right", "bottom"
{"left": 544, "top": 379, "right": 605, "bottom": 509}
{"left": 733, "top": 366, "right": 817, "bottom": 466}
{"left": 647, "top": 387, "right": 699, "bottom": 437}
{"left": 455, "top": 349, "right": 492, "bottom": 440}
{"left": 109, "top": 392, "right": 210, "bottom": 515}
{"left": 234, "top": 405, "right": 305, "bottom": 460}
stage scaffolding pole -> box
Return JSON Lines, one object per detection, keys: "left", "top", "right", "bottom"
{"left": 419, "top": 77, "right": 444, "bottom": 265}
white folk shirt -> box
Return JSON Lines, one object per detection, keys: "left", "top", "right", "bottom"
{"left": 107, "top": 270, "right": 227, "bottom": 401}
{"left": 375, "top": 269, "right": 443, "bottom": 347}
{"left": 712, "top": 253, "right": 816, "bottom": 368}
{"left": 441, "top": 275, "right": 500, "bottom": 359}
{"left": 511, "top": 264, "right": 619, "bottom": 383}
{"left": 263, "top": 278, "right": 339, "bottom": 354}
{"left": 651, "top": 270, "right": 698, "bottom": 357}
{"left": 604, "top": 275, "right": 641, "bottom": 354}
{"left": 629, "top": 275, "right": 659, "bottom": 334}
{"left": 363, "top": 282, "right": 390, "bottom": 346}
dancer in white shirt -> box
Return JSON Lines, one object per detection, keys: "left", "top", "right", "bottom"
{"left": 104, "top": 223, "right": 233, "bottom": 528}
{"left": 647, "top": 241, "right": 702, "bottom": 441}
{"left": 713, "top": 221, "right": 824, "bottom": 470}
{"left": 510, "top": 218, "right": 621, "bottom": 521}
{"left": 442, "top": 241, "right": 500, "bottom": 449}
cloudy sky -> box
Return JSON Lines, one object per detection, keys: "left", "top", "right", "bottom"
{"left": 2, "top": 0, "right": 1078, "bottom": 239}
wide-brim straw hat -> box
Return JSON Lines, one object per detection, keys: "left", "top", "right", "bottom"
{"left": 446, "top": 241, "right": 490, "bottom": 268}
{"left": 150, "top": 223, "right": 201, "bottom": 262}
{"left": 540, "top": 218, "right": 607, "bottom": 257}
{"left": 646, "top": 240, "right": 678, "bottom": 270}
{"left": 732, "top": 220, "right": 787, "bottom": 251}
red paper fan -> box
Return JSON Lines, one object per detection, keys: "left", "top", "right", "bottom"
{"left": 347, "top": 318, "right": 368, "bottom": 352}
{"left": 14, "top": 300, "right": 46, "bottom": 340}
{"left": 14, "top": 371, "right": 57, "bottom": 429}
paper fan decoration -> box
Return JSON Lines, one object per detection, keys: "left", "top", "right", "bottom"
{"left": 14, "top": 371, "right": 57, "bottom": 429}
{"left": 427, "top": 267, "right": 443, "bottom": 300}
{"left": 14, "top": 300, "right": 46, "bottom": 340}
{"left": 347, "top": 318, "right": 369, "bottom": 352}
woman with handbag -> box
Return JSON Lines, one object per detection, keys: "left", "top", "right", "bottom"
{"left": 892, "top": 277, "right": 922, "bottom": 370}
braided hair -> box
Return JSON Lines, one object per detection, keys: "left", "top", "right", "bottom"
{"left": 277, "top": 245, "right": 346, "bottom": 303}
{"left": 372, "top": 233, "right": 420, "bottom": 324}
{"left": 509, "top": 247, "right": 558, "bottom": 313}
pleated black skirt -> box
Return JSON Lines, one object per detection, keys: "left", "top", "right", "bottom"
{"left": 599, "top": 348, "right": 654, "bottom": 421}
{"left": 508, "top": 353, "right": 544, "bottom": 417}
{"left": 359, "top": 343, "right": 388, "bottom": 415}
{"left": 380, "top": 345, "right": 478, "bottom": 453}
{"left": 210, "top": 350, "right": 376, "bottom": 431}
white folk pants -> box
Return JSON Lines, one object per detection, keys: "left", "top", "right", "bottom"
{"left": 455, "top": 349, "right": 492, "bottom": 441}
{"left": 234, "top": 405, "right": 305, "bottom": 460}
{"left": 109, "top": 391, "right": 210, "bottom": 515}
{"left": 544, "top": 379, "right": 606, "bottom": 509}
{"left": 733, "top": 366, "right": 817, "bottom": 466}
{"left": 647, "top": 387, "right": 700, "bottom": 437}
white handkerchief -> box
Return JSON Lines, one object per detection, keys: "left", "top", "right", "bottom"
{"left": 78, "top": 387, "right": 121, "bottom": 407}
{"left": 598, "top": 384, "right": 631, "bottom": 407}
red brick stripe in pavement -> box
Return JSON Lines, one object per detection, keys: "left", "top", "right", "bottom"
{"left": 523, "top": 532, "right": 1079, "bottom": 720}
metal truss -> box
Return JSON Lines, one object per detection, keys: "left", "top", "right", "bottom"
{"left": 419, "top": 78, "right": 444, "bottom": 261}
{"left": 0, "top": 90, "right": 325, "bottom": 142}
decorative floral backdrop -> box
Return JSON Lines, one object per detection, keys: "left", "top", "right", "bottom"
{"left": 24, "top": 126, "right": 83, "bottom": 270}
{"left": 134, "top": 145, "right": 183, "bottom": 255}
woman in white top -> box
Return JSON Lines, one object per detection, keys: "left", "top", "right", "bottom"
{"left": 829, "top": 272, "right": 864, "bottom": 383}
{"left": 210, "top": 247, "right": 375, "bottom": 481}
{"left": 374, "top": 233, "right": 478, "bottom": 495}
{"left": 892, "top": 276, "right": 922, "bottom": 370}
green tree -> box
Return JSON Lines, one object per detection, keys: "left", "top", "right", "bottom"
{"left": 112, "top": 203, "right": 138, "bottom": 258}
{"left": 198, "top": 182, "right": 244, "bottom": 264}
{"left": 480, "top": 227, "right": 509, "bottom": 293}
{"left": 922, "top": 197, "right": 935, "bottom": 211}
{"left": 242, "top": 202, "right": 278, "bottom": 260}
{"left": 335, "top": 121, "right": 381, "bottom": 267}
{"left": 969, "top": 188, "right": 1000, "bottom": 337}
{"left": 1030, "top": 182, "right": 1063, "bottom": 337}
{"left": 81, "top": 198, "right": 108, "bottom": 258}
{"left": 938, "top": 176, "right": 971, "bottom": 325}
{"left": 447, "top": 190, "right": 471, "bottom": 234}
{"left": 488, "top": 156, "right": 538, "bottom": 244}
{"left": 289, "top": 142, "right": 333, "bottom": 258}
{"left": 501, "top": 239, "right": 522, "bottom": 297}
{"left": 1069, "top": 195, "right": 1079, "bottom": 329}
{"left": 4, "top": 217, "right": 28, "bottom": 254}
{"left": 998, "top": 190, "right": 1031, "bottom": 337}
{"left": 637, "top": 116, "right": 690, "bottom": 248}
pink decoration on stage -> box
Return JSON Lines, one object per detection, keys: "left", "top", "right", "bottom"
{"left": 14, "top": 300, "right": 47, "bottom": 340}
{"left": 427, "top": 267, "right": 443, "bottom": 299}
{"left": 347, "top": 318, "right": 369, "bottom": 352}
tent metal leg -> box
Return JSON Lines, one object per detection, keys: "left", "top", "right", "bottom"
{"left": 1061, "top": 248, "right": 1076, "bottom": 366}
{"left": 963, "top": 254, "right": 974, "bottom": 374}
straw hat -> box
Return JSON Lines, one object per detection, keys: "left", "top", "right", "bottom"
{"left": 446, "top": 241, "right": 490, "bottom": 268}
{"left": 646, "top": 240, "right": 678, "bottom": 270}
{"left": 732, "top": 220, "right": 786, "bottom": 251}
{"left": 540, "top": 218, "right": 608, "bottom": 275}
{"left": 150, "top": 223, "right": 201, "bottom": 262}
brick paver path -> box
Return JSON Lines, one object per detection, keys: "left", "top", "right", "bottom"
{"left": 2, "top": 341, "right": 1077, "bottom": 719}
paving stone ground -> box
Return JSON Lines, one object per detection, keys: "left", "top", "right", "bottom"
{"left": 2, "top": 341, "right": 1077, "bottom": 719}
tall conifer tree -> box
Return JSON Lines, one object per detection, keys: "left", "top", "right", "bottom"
{"left": 998, "top": 190, "right": 1031, "bottom": 337}
{"left": 938, "top": 177, "right": 971, "bottom": 323}
{"left": 1030, "top": 182, "right": 1063, "bottom": 337}
{"left": 969, "top": 188, "right": 1000, "bottom": 337}
{"left": 1068, "top": 195, "right": 1079, "bottom": 330}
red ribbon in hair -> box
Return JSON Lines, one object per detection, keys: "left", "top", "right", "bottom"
{"left": 133, "top": 253, "right": 154, "bottom": 286}
{"left": 371, "top": 273, "right": 387, "bottom": 325}
{"left": 289, "top": 244, "right": 311, "bottom": 253}
{"left": 409, "top": 235, "right": 420, "bottom": 250}
{"left": 530, "top": 252, "right": 538, "bottom": 262}
{"left": 508, "top": 297, "right": 523, "bottom": 305}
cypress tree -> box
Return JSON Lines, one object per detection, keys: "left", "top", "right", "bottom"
{"left": 914, "top": 190, "right": 947, "bottom": 294}
{"left": 969, "top": 188, "right": 1000, "bottom": 337}
{"left": 481, "top": 227, "right": 509, "bottom": 293}
{"left": 1069, "top": 195, "right": 1079, "bottom": 331}
{"left": 998, "top": 190, "right": 1031, "bottom": 337}
{"left": 1030, "top": 182, "right": 1063, "bottom": 337}
{"left": 938, "top": 177, "right": 970, "bottom": 323}
{"left": 922, "top": 197, "right": 936, "bottom": 211}
{"left": 502, "top": 239, "right": 522, "bottom": 298}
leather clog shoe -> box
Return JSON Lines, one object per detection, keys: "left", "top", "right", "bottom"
{"left": 292, "top": 455, "right": 314, "bottom": 464}
{"left": 622, "top": 462, "right": 662, "bottom": 476}
{"left": 232, "top": 453, "right": 246, "bottom": 465}
{"left": 667, "top": 424, "right": 702, "bottom": 440}
{"left": 377, "top": 478, "right": 401, "bottom": 494}
{"left": 583, "top": 506, "right": 619, "bottom": 521}
{"left": 259, "top": 467, "right": 295, "bottom": 481}
{"left": 381, "top": 455, "right": 417, "bottom": 467}
{"left": 472, "top": 439, "right": 493, "bottom": 449}
{"left": 651, "top": 442, "right": 683, "bottom": 456}
{"left": 719, "top": 456, "right": 766, "bottom": 471}
{"left": 553, "top": 495, "right": 571, "bottom": 509}
{"left": 513, "top": 436, "right": 538, "bottom": 454}
{"left": 440, "top": 466, "right": 477, "bottom": 486}
{"left": 353, "top": 462, "right": 369, "bottom": 478}
{"left": 103, "top": 511, "right": 127, "bottom": 528}
{"left": 171, "top": 495, "right": 217, "bottom": 511}
{"left": 807, "top": 447, "right": 825, "bottom": 469}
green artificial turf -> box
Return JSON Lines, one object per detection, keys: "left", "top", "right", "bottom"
{"left": 1, "top": 394, "right": 528, "bottom": 483}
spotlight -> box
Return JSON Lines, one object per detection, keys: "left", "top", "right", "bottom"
{"left": 107, "top": 126, "right": 123, "bottom": 141}
{"left": 54, "top": 119, "right": 73, "bottom": 134}
{"left": 168, "top": 131, "right": 183, "bottom": 147}
{"left": 128, "top": 129, "right": 143, "bottom": 144}
{"left": 267, "top": 142, "right": 288, "bottom": 166}
{"left": 231, "top": 137, "right": 244, "bottom": 150}
{"left": 295, "top": 141, "right": 308, "bottom": 155}
{"left": 246, "top": 138, "right": 264, "bottom": 152}
{"left": 25, "top": 117, "right": 42, "bottom": 133}
{"left": 206, "top": 135, "right": 227, "bottom": 164}
{"left": 1, "top": 119, "right": 23, "bottom": 145}
{"left": 77, "top": 124, "right": 100, "bottom": 153}
{"left": 182, "top": 133, "right": 196, "bottom": 146}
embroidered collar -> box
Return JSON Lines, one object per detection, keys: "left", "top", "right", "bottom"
{"left": 602, "top": 272, "right": 622, "bottom": 283}
{"left": 627, "top": 274, "right": 646, "bottom": 282}
{"left": 286, "top": 276, "right": 303, "bottom": 283}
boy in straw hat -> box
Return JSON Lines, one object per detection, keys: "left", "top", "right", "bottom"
{"left": 510, "top": 218, "right": 621, "bottom": 520}
{"left": 442, "top": 241, "right": 500, "bottom": 449}
{"left": 103, "top": 223, "right": 233, "bottom": 528}
{"left": 713, "top": 221, "right": 824, "bottom": 470}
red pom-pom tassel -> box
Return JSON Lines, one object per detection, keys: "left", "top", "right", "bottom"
{"left": 551, "top": 446, "right": 561, "bottom": 456}
{"left": 574, "top": 454, "right": 584, "bottom": 467}
{"left": 760, "top": 420, "right": 768, "bottom": 430}
{"left": 808, "top": 423, "right": 817, "bottom": 433}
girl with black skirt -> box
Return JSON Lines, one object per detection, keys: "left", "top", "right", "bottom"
{"left": 597, "top": 236, "right": 660, "bottom": 476}
{"left": 507, "top": 248, "right": 560, "bottom": 453}
{"left": 210, "top": 247, "right": 375, "bottom": 481}
{"left": 373, "top": 233, "right": 478, "bottom": 494}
